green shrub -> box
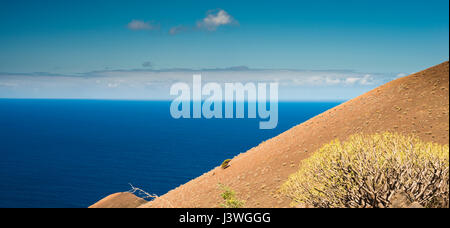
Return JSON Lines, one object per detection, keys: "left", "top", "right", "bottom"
{"left": 218, "top": 184, "right": 245, "bottom": 208}
{"left": 221, "top": 159, "right": 232, "bottom": 169}
{"left": 281, "top": 132, "right": 449, "bottom": 208}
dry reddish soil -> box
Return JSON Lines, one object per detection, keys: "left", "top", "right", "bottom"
{"left": 89, "top": 192, "right": 147, "bottom": 208}
{"left": 91, "top": 61, "right": 449, "bottom": 208}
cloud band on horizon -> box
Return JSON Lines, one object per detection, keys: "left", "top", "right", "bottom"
{"left": 0, "top": 67, "right": 398, "bottom": 101}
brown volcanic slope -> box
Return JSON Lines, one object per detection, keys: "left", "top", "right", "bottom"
{"left": 89, "top": 192, "right": 147, "bottom": 208}
{"left": 92, "top": 61, "right": 449, "bottom": 208}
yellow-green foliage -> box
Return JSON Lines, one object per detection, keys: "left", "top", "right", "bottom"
{"left": 281, "top": 132, "right": 449, "bottom": 208}
{"left": 221, "top": 159, "right": 232, "bottom": 169}
{"left": 218, "top": 184, "right": 245, "bottom": 208}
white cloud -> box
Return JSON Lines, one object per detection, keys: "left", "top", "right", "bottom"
{"left": 325, "top": 77, "right": 341, "bottom": 85}
{"left": 127, "top": 20, "right": 159, "bottom": 31}
{"left": 359, "top": 74, "right": 373, "bottom": 85}
{"left": 197, "top": 9, "right": 238, "bottom": 31}
{"left": 344, "top": 74, "right": 373, "bottom": 85}
{"left": 0, "top": 69, "right": 393, "bottom": 100}
{"left": 0, "top": 82, "right": 18, "bottom": 87}
{"left": 345, "top": 77, "right": 361, "bottom": 84}
{"left": 169, "top": 25, "right": 189, "bottom": 35}
{"left": 396, "top": 73, "right": 407, "bottom": 78}
{"left": 107, "top": 83, "right": 119, "bottom": 88}
{"left": 395, "top": 72, "right": 414, "bottom": 79}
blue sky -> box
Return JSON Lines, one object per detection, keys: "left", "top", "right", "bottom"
{"left": 0, "top": 0, "right": 448, "bottom": 100}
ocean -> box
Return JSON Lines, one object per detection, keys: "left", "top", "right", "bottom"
{"left": 0, "top": 99, "right": 340, "bottom": 208}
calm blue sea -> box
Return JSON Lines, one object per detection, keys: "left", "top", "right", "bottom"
{"left": 0, "top": 99, "right": 340, "bottom": 208}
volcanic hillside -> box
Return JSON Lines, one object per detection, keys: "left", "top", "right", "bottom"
{"left": 91, "top": 61, "right": 449, "bottom": 208}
